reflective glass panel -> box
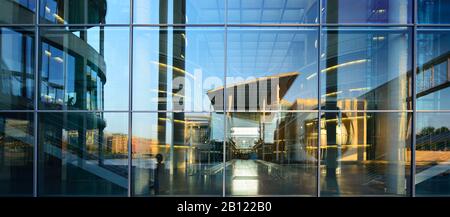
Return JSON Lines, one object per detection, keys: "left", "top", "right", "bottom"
{"left": 0, "top": 27, "right": 35, "bottom": 110}
{"left": 321, "top": 27, "right": 412, "bottom": 111}
{"left": 132, "top": 112, "right": 224, "bottom": 196}
{"left": 322, "top": 0, "right": 412, "bottom": 24}
{"left": 0, "top": 0, "right": 36, "bottom": 24}
{"left": 418, "top": 0, "right": 450, "bottom": 24}
{"left": 417, "top": 28, "right": 450, "bottom": 111}
{"left": 227, "top": 27, "right": 318, "bottom": 112}
{"left": 415, "top": 112, "right": 450, "bottom": 196}
{"left": 38, "top": 112, "right": 128, "bottom": 196}
{"left": 133, "top": 0, "right": 224, "bottom": 24}
{"left": 39, "top": 0, "right": 130, "bottom": 24}
{"left": 320, "top": 112, "right": 411, "bottom": 196}
{"left": 39, "top": 27, "right": 129, "bottom": 111}
{"left": 0, "top": 112, "right": 33, "bottom": 196}
{"left": 227, "top": 0, "right": 318, "bottom": 24}
{"left": 133, "top": 27, "right": 224, "bottom": 112}
{"left": 225, "top": 112, "right": 318, "bottom": 196}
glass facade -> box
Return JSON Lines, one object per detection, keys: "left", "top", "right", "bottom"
{"left": 0, "top": 0, "right": 449, "bottom": 197}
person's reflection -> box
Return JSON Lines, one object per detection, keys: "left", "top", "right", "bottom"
{"left": 153, "top": 153, "right": 164, "bottom": 195}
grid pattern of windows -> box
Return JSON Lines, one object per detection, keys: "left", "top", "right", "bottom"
{"left": 0, "top": 0, "right": 449, "bottom": 197}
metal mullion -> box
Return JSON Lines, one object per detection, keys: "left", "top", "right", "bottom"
{"left": 317, "top": 0, "right": 322, "bottom": 198}
{"left": 127, "top": 0, "right": 133, "bottom": 198}
{"left": 222, "top": 0, "right": 228, "bottom": 198}
{"left": 33, "top": 0, "right": 39, "bottom": 198}
{"left": 411, "top": 0, "right": 418, "bottom": 198}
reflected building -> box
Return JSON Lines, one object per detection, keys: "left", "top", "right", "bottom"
{"left": 1, "top": 0, "right": 450, "bottom": 197}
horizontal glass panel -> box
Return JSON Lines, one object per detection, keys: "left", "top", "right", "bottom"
{"left": 320, "top": 112, "right": 411, "bottom": 196}
{"left": 418, "top": 0, "right": 450, "bottom": 24}
{"left": 322, "top": 0, "right": 412, "bottom": 24}
{"left": 417, "top": 28, "right": 450, "bottom": 111}
{"left": 0, "top": 0, "right": 36, "bottom": 24}
{"left": 0, "top": 112, "right": 34, "bottom": 196}
{"left": 133, "top": 0, "right": 224, "bottom": 24}
{"left": 226, "top": 27, "right": 318, "bottom": 112}
{"left": 225, "top": 112, "right": 318, "bottom": 196}
{"left": 321, "top": 27, "right": 412, "bottom": 111}
{"left": 39, "top": 0, "right": 130, "bottom": 24}
{"left": 133, "top": 27, "right": 224, "bottom": 112}
{"left": 38, "top": 112, "right": 128, "bottom": 196}
{"left": 0, "top": 27, "right": 35, "bottom": 110}
{"left": 132, "top": 112, "right": 224, "bottom": 196}
{"left": 415, "top": 112, "right": 450, "bottom": 196}
{"left": 228, "top": 0, "right": 318, "bottom": 24}
{"left": 39, "top": 27, "right": 129, "bottom": 111}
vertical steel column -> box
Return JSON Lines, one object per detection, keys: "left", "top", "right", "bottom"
{"left": 33, "top": 0, "right": 40, "bottom": 197}
{"left": 317, "top": 0, "right": 322, "bottom": 197}
{"left": 128, "top": 0, "right": 133, "bottom": 197}
{"left": 411, "top": 0, "right": 418, "bottom": 197}
{"left": 222, "top": 0, "right": 228, "bottom": 198}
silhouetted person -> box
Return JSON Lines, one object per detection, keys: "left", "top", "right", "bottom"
{"left": 153, "top": 153, "right": 164, "bottom": 195}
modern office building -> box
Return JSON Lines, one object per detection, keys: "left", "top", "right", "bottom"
{"left": 0, "top": 0, "right": 449, "bottom": 197}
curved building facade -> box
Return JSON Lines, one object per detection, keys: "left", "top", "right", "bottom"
{"left": 0, "top": 0, "right": 449, "bottom": 197}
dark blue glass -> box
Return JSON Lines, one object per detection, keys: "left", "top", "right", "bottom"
{"left": 0, "top": 0, "right": 36, "bottom": 24}
{"left": 322, "top": 0, "right": 412, "bottom": 24}
{"left": 0, "top": 27, "right": 35, "bottom": 110}
{"left": 418, "top": 0, "right": 450, "bottom": 24}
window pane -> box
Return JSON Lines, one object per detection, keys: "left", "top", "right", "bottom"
{"left": 320, "top": 112, "right": 411, "bottom": 196}
{"left": 321, "top": 27, "right": 412, "bottom": 111}
{"left": 322, "top": 0, "right": 412, "bottom": 24}
{"left": 416, "top": 112, "right": 450, "bottom": 196}
{"left": 38, "top": 112, "right": 128, "bottom": 196}
{"left": 0, "top": 0, "right": 36, "bottom": 24}
{"left": 418, "top": 0, "right": 450, "bottom": 24}
{"left": 133, "top": 27, "right": 224, "bottom": 112}
{"left": 39, "top": 27, "right": 129, "bottom": 111}
{"left": 225, "top": 112, "right": 318, "bottom": 196}
{"left": 0, "top": 112, "right": 33, "bottom": 196}
{"left": 228, "top": 0, "right": 318, "bottom": 24}
{"left": 226, "top": 27, "right": 318, "bottom": 112}
{"left": 417, "top": 28, "right": 450, "bottom": 111}
{"left": 133, "top": 0, "right": 224, "bottom": 24}
{"left": 0, "top": 27, "right": 35, "bottom": 110}
{"left": 39, "top": 0, "right": 129, "bottom": 24}
{"left": 132, "top": 112, "right": 224, "bottom": 196}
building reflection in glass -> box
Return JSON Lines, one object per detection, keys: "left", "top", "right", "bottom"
{"left": 321, "top": 27, "right": 412, "bottom": 111}
{"left": 415, "top": 113, "right": 450, "bottom": 196}
{"left": 133, "top": 27, "right": 224, "bottom": 112}
{"left": 0, "top": 112, "right": 34, "bottom": 195}
{"left": 320, "top": 112, "right": 411, "bottom": 196}
{"left": 226, "top": 27, "right": 318, "bottom": 111}
{"left": 38, "top": 112, "right": 128, "bottom": 196}
{"left": 225, "top": 112, "right": 318, "bottom": 196}
{"left": 417, "top": 28, "right": 450, "bottom": 111}
{"left": 39, "top": 0, "right": 130, "bottom": 24}
{"left": 0, "top": 27, "right": 35, "bottom": 110}
{"left": 39, "top": 27, "right": 129, "bottom": 111}
{"left": 132, "top": 112, "right": 224, "bottom": 196}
